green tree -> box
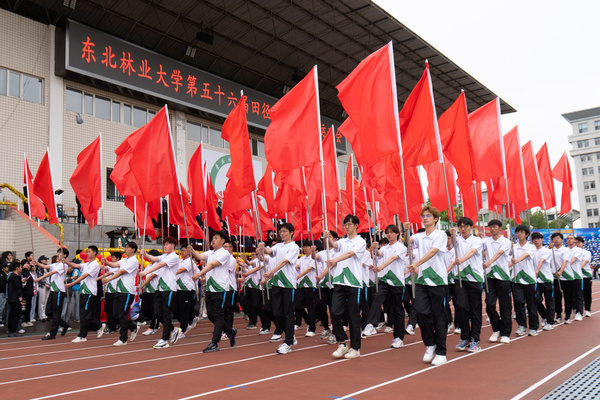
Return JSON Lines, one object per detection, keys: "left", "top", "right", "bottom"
{"left": 529, "top": 210, "right": 549, "bottom": 229}
{"left": 440, "top": 205, "right": 463, "bottom": 223}
{"left": 549, "top": 218, "right": 568, "bottom": 229}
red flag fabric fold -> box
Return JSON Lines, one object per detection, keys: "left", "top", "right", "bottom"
{"left": 257, "top": 165, "right": 276, "bottom": 217}
{"left": 468, "top": 98, "right": 503, "bottom": 182}
{"left": 168, "top": 184, "right": 203, "bottom": 239}
{"left": 205, "top": 174, "right": 223, "bottom": 231}
{"left": 521, "top": 141, "right": 544, "bottom": 210}
{"left": 69, "top": 136, "right": 102, "bottom": 228}
{"left": 424, "top": 156, "right": 457, "bottom": 221}
{"left": 188, "top": 144, "right": 207, "bottom": 217}
{"left": 32, "top": 151, "right": 58, "bottom": 224}
{"left": 24, "top": 155, "right": 46, "bottom": 221}
{"left": 552, "top": 152, "right": 572, "bottom": 215}
{"left": 222, "top": 178, "right": 252, "bottom": 219}
{"left": 535, "top": 143, "right": 557, "bottom": 211}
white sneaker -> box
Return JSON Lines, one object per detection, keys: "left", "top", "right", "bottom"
{"left": 270, "top": 333, "right": 283, "bottom": 342}
{"left": 454, "top": 328, "right": 461, "bottom": 335}
{"left": 541, "top": 318, "right": 547, "bottom": 326}
{"left": 142, "top": 328, "right": 156, "bottom": 336}
{"left": 276, "top": 343, "right": 292, "bottom": 354}
{"left": 221, "top": 332, "right": 229, "bottom": 340}
{"left": 344, "top": 348, "right": 360, "bottom": 359}
{"left": 391, "top": 337, "right": 403, "bottom": 349}
{"left": 72, "top": 337, "right": 87, "bottom": 343}
{"left": 153, "top": 339, "right": 169, "bottom": 349}
{"left": 191, "top": 316, "right": 200, "bottom": 328}
{"left": 528, "top": 329, "right": 539, "bottom": 336}
{"left": 305, "top": 331, "right": 315, "bottom": 337}
{"left": 130, "top": 327, "right": 139, "bottom": 342}
{"left": 489, "top": 331, "right": 500, "bottom": 342}
{"left": 376, "top": 322, "right": 386, "bottom": 330}
{"left": 97, "top": 323, "right": 106, "bottom": 339}
{"left": 543, "top": 324, "right": 554, "bottom": 331}
{"left": 136, "top": 321, "right": 147, "bottom": 326}
{"left": 565, "top": 319, "right": 573, "bottom": 325}
{"left": 18, "top": 329, "right": 25, "bottom": 334}
{"left": 500, "top": 336, "right": 510, "bottom": 344}
{"left": 423, "top": 345, "right": 436, "bottom": 363}
{"left": 431, "top": 355, "right": 447, "bottom": 366}
{"left": 259, "top": 328, "right": 270, "bottom": 335}
{"left": 113, "top": 340, "right": 127, "bottom": 346}
{"left": 405, "top": 325, "right": 415, "bottom": 336}
{"left": 332, "top": 343, "right": 349, "bottom": 358}
{"left": 447, "top": 323, "right": 454, "bottom": 333}
{"left": 293, "top": 336, "right": 298, "bottom": 346}
{"left": 585, "top": 311, "right": 592, "bottom": 317}
{"left": 575, "top": 313, "right": 583, "bottom": 321}
{"left": 327, "top": 334, "right": 337, "bottom": 345}
{"left": 362, "top": 324, "right": 377, "bottom": 337}
{"left": 294, "top": 324, "right": 299, "bottom": 331}
{"left": 515, "top": 326, "right": 527, "bottom": 336}
{"left": 320, "top": 329, "right": 331, "bottom": 339}
{"left": 170, "top": 327, "right": 182, "bottom": 344}
{"left": 384, "top": 326, "right": 393, "bottom": 334}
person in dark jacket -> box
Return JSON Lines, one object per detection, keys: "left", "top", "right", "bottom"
{"left": 7, "top": 262, "right": 24, "bottom": 337}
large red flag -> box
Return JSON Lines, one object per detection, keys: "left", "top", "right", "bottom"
{"left": 168, "top": 184, "right": 203, "bottom": 239}
{"left": 460, "top": 181, "right": 483, "bottom": 222}
{"left": 188, "top": 144, "right": 207, "bottom": 216}
{"left": 205, "top": 174, "right": 223, "bottom": 231}
{"left": 438, "top": 91, "right": 475, "bottom": 186}
{"left": 535, "top": 143, "right": 557, "bottom": 210}
{"left": 468, "top": 98, "right": 503, "bottom": 182}
{"left": 70, "top": 136, "right": 102, "bottom": 228}
{"left": 24, "top": 154, "right": 46, "bottom": 221}
{"left": 424, "top": 155, "right": 457, "bottom": 221}
{"left": 319, "top": 128, "right": 339, "bottom": 202}
{"left": 336, "top": 43, "right": 400, "bottom": 167}
{"left": 222, "top": 178, "right": 253, "bottom": 219}
{"left": 274, "top": 183, "right": 301, "bottom": 216}
{"left": 32, "top": 151, "right": 58, "bottom": 224}
{"left": 265, "top": 66, "right": 320, "bottom": 172}
{"left": 257, "top": 165, "right": 276, "bottom": 217}
{"left": 113, "top": 106, "right": 178, "bottom": 203}
{"left": 221, "top": 95, "right": 255, "bottom": 196}
{"left": 503, "top": 127, "right": 527, "bottom": 207}
{"left": 552, "top": 152, "right": 572, "bottom": 215}
{"left": 520, "top": 141, "right": 544, "bottom": 210}
{"left": 398, "top": 62, "right": 442, "bottom": 167}
{"left": 124, "top": 196, "right": 158, "bottom": 240}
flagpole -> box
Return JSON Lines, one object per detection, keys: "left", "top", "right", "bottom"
{"left": 251, "top": 191, "right": 266, "bottom": 304}
{"left": 363, "top": 187, "right": 378, "bottom": 292}
{"left": 24, "top": 154, "right": 35, "bottom": 261}
{"left": 331, "top": 124, "right": 344, "bottom": 235}
{"left": 497, "top": 99, "right": 512, "bottom": 229}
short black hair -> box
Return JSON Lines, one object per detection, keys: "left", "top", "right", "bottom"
{"left": 301, "top": 240, "right": 313, "bottom": 247}
{"left": 58, "top": 247, "right": 70, "bottom": 258}
{"left": 488, "top": 219, "right": 502, "bottom": 228}
{"left": 385, "top": 224, "right": 400, "bottom": 234}
{"left": 576, "top": 236, "right": 585, "bottom": 244}
{"left": 121, "top": 227, "right": 129, "bottom": 234}
{"left": 515, "top": 225, "right": 530, "bottom": 236}
{"left": 531, "top": 232, "right": 544, "bottom": 240}
{"left": 88, "top": 245, "right": 98, "bottom": 256}
{"left": 164, "top": 236, "right": 178, "bottom": 246}
{"left": 279, "top": 222, "right": 295, "bottom": 233}
{"left": 111, "top": 252, "right": 122, "bottom": 261}
{"left": 126, "top": 242, "right": 138, "bottom": 252}
{"left": 148, "top": 249, "right": 161, "bottom": 256}
{"left": 329, "top": 230, "right": 339, "bottom": 239}
{"left": 551, "top": 232, "right": 564, "bottom": 240}
{"left": 25, "top": 251, "right": 33, "bottom": 259}
{"left": 212, "top": 231, "right": 228, "bottom": 241}
{"left": 457, "top": 217, "right": 474, "bottom": 227}
{"left": 9, "top": 262, "right": 20, "bottom": 272}
{"left": 343, "top": 214, "right": 360, "bottom": 225}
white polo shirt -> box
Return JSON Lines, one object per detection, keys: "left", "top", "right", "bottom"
{"left": 204, "top": 248, "right": 232, "bottom": 292}
{"left": 455, "top": 234, "right": 484, "bottom": 283}
{"left": 116, "top": 256, "right": 140, "bottom": 295}
{"left": 80, "top": 260, "right": 100, "bottom": 296}
{"left": 156, "top": 252, "right": 180, "bottom": 292}
{"left": 582, "top": 248, "right": 593, "bottom": 278}
{"left": 270, "top": 241, "right": 300, "bottom": 289}
{"left": 379, "top": 241, "right": 407, "bottom": 287}
{"left": 49, "top": 262, "right": 67, "bottom": 292}
{"left": 316, "top": 249, "right": 335, "bottom": 289}
{"left": 413, "top": 229, "right": 448, "bottom": 286}
{"left": 483, "top": 235, "right": 512, "bottom": 281}
{"left": 534, "top": 246, "right": 553, "bottom": 283}
{"left": 297, "top": 256, "right": 317, "bottom": 289}
{"left": 331, "top": 235, "right": 366, "bottom": 288}
{"left": 512, "top": 241, "right": 537, "bottom": 285}
{"left": 176, "top": 257, "right": 196, "bottom": 291}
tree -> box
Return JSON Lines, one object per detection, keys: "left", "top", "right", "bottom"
{"left": 549, "top": 218, "right": 568, "bottom": 229}
{"left": 529, "top": 210, "right": 549, "bottom": 229}
{"left": 440, "top": 204, "right": 463, "bottom": 223}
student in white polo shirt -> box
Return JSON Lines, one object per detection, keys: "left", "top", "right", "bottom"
{"left": 532, "top": 232, "right": 555, "bottom": 330}
{"left": 140, "top": 236, "right": 182, "bottom": 349}
{"left": 66, "top": 245, "right": 103, "bottom": 342}
{"left": 549, "top": 232, "right": 568, "bottom": 323}
{"left": 556, "top": 234, "right": 583, "bottom": 323}
{"left": 102, "top": 242, "right": 140, "bottom": 346}
{"left": 314, "top": 230, "right": 338, "bottom": 342}
{"left": 482, "top": 219, "right": 513, "bottom": 344}
{"left": 405, "top": 206, "right": 449, "bottom": 366}
{"left": 189, "top": 231, "right": 238, "bottom": 353}
{"left": 326, "top": 214, "right": 366, "bottom": 360}
{"left": 510, "top": 225, "right": 539, "bottom": 337}
{"left": 259, "top": 223, "right": 300, "bottom": 355}
{"left": 295, "top": 241, "right": 317, "bottom": 337}
{"left": 175, "top": 246, "right": 197, "bottom": 336}
{"left": 577, "top": 237, "right": 593, "bottom": 317}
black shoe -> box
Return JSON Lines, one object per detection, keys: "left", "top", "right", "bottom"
{"left": 229, "top": 328, "right": 237, "bottom": 347}
{"left": 8, "top": 332, "right": 24, "bottom": 337}
{"left": 203, "top": 342, "right": 220, "bottom": 353}
{"left": 42, "top": 334, "right": 56, "bottom": 340}
{"left": 61, "top": 323, "right": 70, "bottom": 336}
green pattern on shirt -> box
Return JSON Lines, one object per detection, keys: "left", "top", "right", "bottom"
{"left": 583, "top": 269, "right": 593, "bottom": 278}
{"left": 297, "top": 275, "right": 314, "bottom": 289}
{"left": 537, "top": 271, "right": 553, "bottom": 283}
{"left": 176, "top": 278, "right": 188, "bottom": 291}
{"left": 117, "top": 280, "right": 129, "bottom": 293}
{"left": 460, "top": 265, "right": 484, "bottom": 283}
{"left": 416, "top": 267, "right": 447, "bottom": 286}
{"left": 514, "top": 270, "right": 536, "bottom": 285}
{"left": 379, "top": 270, "right": 404, "bottom": 287}
{"left": 271, "top": 270, "right": 294, "bottom": 288}
{"left": 157, "top": 278, "right": 171, "bottom": 291}
{"left": 80, "top": 281, "right": 93, "bottom": 295}
{"left": 50, "top": 281, "right": 60, "bottom": 292}
{"left": 561, "top": 270, "right": 574, "bottom": 281}
{"left": 205, "top": 276, "right": 226, "bottom": 292}
{"left": 332, "top": 267, "right": 362, "bottom": 287}
{"left": 487, "top": 265, "right": 511, "bottom": 281}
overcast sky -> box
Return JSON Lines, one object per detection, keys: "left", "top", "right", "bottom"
{"left": 375, "top": 0, "right": 599, "bottom": 226}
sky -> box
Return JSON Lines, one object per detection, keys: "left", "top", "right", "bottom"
{"left": 375, "top": 0, "right": 600, "bottom": 226}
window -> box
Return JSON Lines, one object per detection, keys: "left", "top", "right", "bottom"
{"left": 596, "top": 138, "right": 600, "bottom": 146}
{"left": 95, "top": 96, "right": 111, "bottom": 121}
{"left": 8, "top": 71, "right": 19, "bottom": 97}
{"left": 597, "top": 153, "right": 600, "bottom": 160}
{"left": 579, "top": 140, "right": 590, "bottom": 148}
{"left": 589, "top": 223, "right": 595, "bottom": 228}
{"left": 209, "top": 128, "right": 224, "bottom": 148}
{"left": 584, "top": 181, "right": 596, "bottom": 189}
{"left": 579, "top": 123, "right": 589, "bottom": 133}
{"left": 111, "top": 101, "right": 120, "bottom": 123}
{"left": 123, "top": 104, "right": 131, "bottom": 125}
{"left": 588, "top": 167, "right": 594, "bottom": 175}
{"left": 585, "top": 140, "right": 590, "bottom": 147}
{"left": 22, "top": 75, "right": 42, "bottom": 103}
{"left": 0, "top": 67, "right": 42, "bottom": 103}
{"left": 84, "top": 93, "right": 93, "bottom": 115}
{"left": 66, "top": 88, "right": 82, "bottom": 113}
{"left": 596, "top": 121, "right": 600, "bottom": 131}
{"left": 133, "top": 106, "right": 147, "bottom": 128}
{"left": 583, "top": 168, "right": 589, "bottom": 176}
{"left": 588, "top": 208, "right": 599, "bottom": 217}
{"left": 582, "top": 154, "right": 592, "bottom": 162}
{"left": 0, "top": 68, "right": 6, "bottom": 95}
{"left": 250, "top": 138, "right": 266, "bottom": 157}
{"left": 586, "top": 195, "right": 597, "bottom": 203}
{"left": 106, "top": 168, "right": 124, "bottom": 202}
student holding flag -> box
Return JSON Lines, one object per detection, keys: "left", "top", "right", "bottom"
{"left": 532, "top": 232, "right": 555, "bottom": 331}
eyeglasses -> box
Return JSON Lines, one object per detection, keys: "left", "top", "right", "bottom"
{"left": 420, "top": 214, "right": 433, "bottom": 220}
{"left": 343, "top": 223, "right": 355, "bottom": 227}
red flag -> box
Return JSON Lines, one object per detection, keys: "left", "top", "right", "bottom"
{"left": 336, "top": 43, "right": 399, "bottom": 167}
{"left": 32, "top": 151, "right": 58, "bottom": 224}
{"left": 69, "top": 136, "right": 102, "bottom": 228}
{"left": 222, "top": 178, "right": 253, "bottom": 219}
{"left": 254, "top": 202, "right": 275, "bottom": 241}
{"left": 265, "top": 67, "right": 320, "bottom": 172}
{"left": 424, "top": 156, "right": 457, "bottom": 221}
{"left": 521, "top": 141, "right": 544, "bottom": 209}
{"left": 124, "top": 196, "right": 157, "bottom": 240}
{"left": 398, "top": 62, "right": 442, "bottom": 167}
{"left": 322, "top": 128, "right": 340, "bottom": 202}
{"left": 503, "top": 127, "right": 527, "bottom": 207}
{"left": 228, "top": 211, "right": 256, "bottom": 239}
{"left": 345, "top": 155, "right": 357, "bottom": 214}
{"left": 438, "top": 91, "right": 475, "bottom": 186}
{"left": 113, "top": 106, "right": 178, "bottom": 203}
{"left": 24, "top": 155, "right": 46, "bottom": 221}
{"left": 274, "top": 183, "right": 301, "bottom": 216}
{"left": 338, "top": 117, "right": 366, "bottom": 167}
{"left": 459, "top": 181, "right": 482, "bottom": 222}
{"left": 536, "top": 143, "right": 557, "bottom": 211}
{"left": 188, "top": 144, "right": 207, "bottom": 216}
{"left": 205, "top": 174, "right": 223, "bottom": 231}
{"left": 468, "top": 98, "right": 503, "bottom": 182}
{"left": 552, "top": 152, "right": 572, "bottom": 215}
{"left": 257, "top": 165, "right": 276, "bottom": 217}
{"left": 168, "top": 184, "right": 203, "bottom": 239}
{"left": 221, "top": 95, "right": 255, "bottom": 196}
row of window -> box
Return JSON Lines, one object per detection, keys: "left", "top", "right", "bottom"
{"left": 587, "top": 208, "right": 599, "bottom": 217}
{"left": 584, "top": 181, "right": 596, "bottom": 190}
{"left": 576, "top": 138, "right": 600, "bottom": 148}
{"left": 66, "top": 88, "right": 156, "bottom": 127}
{"left": 0, "top": 67, "right": 43, "bottom": 104}
{"left": 585, "top": 195, "right": 598, "bottom": 203}
{"left": 580, "top": 152, "right": 600, "bottom": 163}
{"left": 578, "top": 121, "right": 600, "bottom": 133}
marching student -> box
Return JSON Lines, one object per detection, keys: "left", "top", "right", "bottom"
{"left": 577, "top": 237, "right": 593, "bottom": 317}
{"left": 257, "top": 245, "right": 281, "bottom": 336}
{"left": 556, "top": 234, "right": 583, "bottom": 323}
{"left": 140, "top": 236, "right": 183, "bottom": 349}
{"left": 34, "top": 248, "right": 72, "bottom": 340}
{"left": 102, "top": 242, "right": 140, "bottom": 346}
{"left": 510, "top": 225, "right": 539, "bottom": 337}
{"left": 66, "top": 246, "right": 104, "bottom": 342}
{"left": 100, "top": 252, "right": 121, "bottom": 334}
{"left": 444, "top": 231, "right": 456, "bottom": 334}
{"left": 174, "top": 246, "right": 197, "bottom": 337}
{"left": 139, "top": 249, "right": 161, "bottom": 336}
{"left": 360, "top": 243, "right": 373, "bottom": 331}
{"left": 189, "top": 231, "right": 238, "bottom": 353}
{"left": 361, "top": 224, "right": 407, "bottom": 350}
{"left": 240, "top": 251, "right": 265, "bottom": 330}
{"left": 259, "top": 223, "right": 300, "bottom": 355}
{"left": 6, "top": 262, "right": 24, "bottom": 337}
{"left": 532, "top": 232, "right": 555, "bottom": 330}
{"left": 295, "top": 241, "right": 317, "bottom": 337}
{"left": 314, "top": 230, "right": 338, "bottom": 342}
{"left": 223, "top": 241, "right": 239, "bottom": 335}
{"left": 326, "top": 214, "right": 366, "bottom": 360}
{"left": 404, "top": 206, "right": 449, "bottom": 366}
{"left": 449, "top": 217, "right": 484, "bottom": 352}
{"left": 482, "top": 219, "right": 513, "bottom": 344}
{"left": 549, "top": 233, "right": 568, "bottom": 322}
